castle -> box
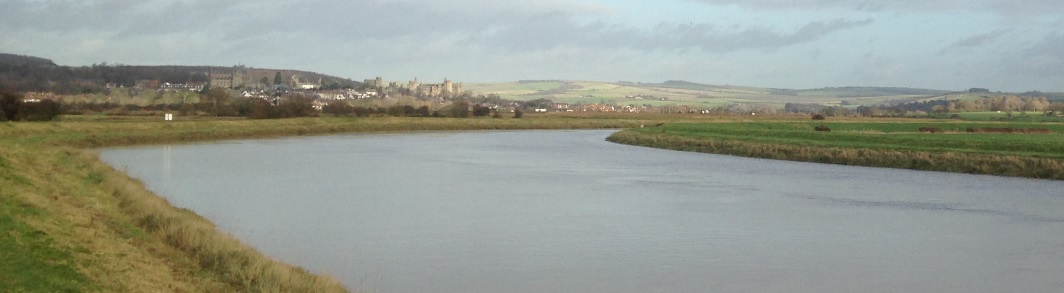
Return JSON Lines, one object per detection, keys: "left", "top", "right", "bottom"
{"left": 208, "top": 67, "right": 320, "bottom": 90}
{"left": 366, "top": 77, "right": 462, "bottom": 97}
{"left": 208, "top": 68, "right": 248, "bottom": 89}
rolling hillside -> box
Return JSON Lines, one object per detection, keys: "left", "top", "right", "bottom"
{"left": 0, "top": 53, "right": 361, "bottom": 94}
{"left": 464, "top": 80, "right": 955, "bottom": 108}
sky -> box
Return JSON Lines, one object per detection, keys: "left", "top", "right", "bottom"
{"left": 1, "top": 0, "right": 1062, "bottom": 91}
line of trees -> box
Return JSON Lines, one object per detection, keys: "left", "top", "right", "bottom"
{"left": 318, "top": 99, "right": 511, "bottom": 119}
{"left": 54, "top": 92, "right": 518, "bottom": 120}
{"left": 0, "top": 54, "right": 362, "bottom": 95}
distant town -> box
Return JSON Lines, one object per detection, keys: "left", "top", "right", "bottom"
{"left": 3, "top": 53, "right": 1064, "bottom": 120}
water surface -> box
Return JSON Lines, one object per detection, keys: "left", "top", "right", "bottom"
{"left": 100, "top": 130, "right": 1064, "bottom": 292}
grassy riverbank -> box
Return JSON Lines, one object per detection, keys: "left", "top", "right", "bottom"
{"left": 607, "top": 121, "right": 1064, "bottom": 180}
{"left": 1, "top": 116, "right": 647, "bottom": 292}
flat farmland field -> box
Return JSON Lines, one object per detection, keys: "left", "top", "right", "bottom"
{"left": 609, "top": 120, "right": 1064, "bottom": 179}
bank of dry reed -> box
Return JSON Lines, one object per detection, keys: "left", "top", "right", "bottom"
{"left": 607, "top": 130, "right": 1064, "bottom": 180}
{"left": 86, "top": 150, "right": 347, "bottom": 292}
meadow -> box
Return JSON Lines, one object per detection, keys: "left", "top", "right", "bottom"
{"left": 608, "top": 120, "right": 1064, "bottom": 179}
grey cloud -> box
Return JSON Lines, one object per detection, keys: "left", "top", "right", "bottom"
{"left": 1, "top": 0, "right": 525, "bottom": 40}
{"left": 3, "top": 0, "right": 872, "bottom": 53}
{"left": 1005, "top": 33, "right": 1064, "bottom": 77}
{"left": 479, "top": 12, "right": 873, "bottom": 53}
{"left": 0, "top": 0, "right": 134, "bottom": 31}
{"left": 851, "top": 52, "right": 905, "bottom": 82}
{"left": 939, "top": 29, "right": 1011, "bottom": 54}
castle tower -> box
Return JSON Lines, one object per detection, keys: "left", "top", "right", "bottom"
{"left": 408, "top": 78, "right": 420, "bottom": 93}
{"left": 443, "top": 78, "right": 453, "bottom": 96}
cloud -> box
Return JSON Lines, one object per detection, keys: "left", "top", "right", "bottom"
{"left": 478, "top": 12, "right": 872, "bottom": 53}
{"left": 1, "top": 0, "right": 1061, "bottom": 91}
{"left": 851, "top": 52, "right": 906, "bottom": 83}
{"left": 939, "top": 29, "right": 1012, "bottom": 53}
{"left": 1005, "top": 33, "right": 1064, "bottom": 77}
{"left": 685, "top": 0, "right": 1064, "bottom": 17}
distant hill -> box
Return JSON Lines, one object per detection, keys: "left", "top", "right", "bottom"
{"left": 0, "top": 53, "right": 57, "bottom": 67}
{"left": 0, "top": 53, "right": 361, "bottom": 94}
{"left": 465, "top": 80, "right": 960, "bottom": 108}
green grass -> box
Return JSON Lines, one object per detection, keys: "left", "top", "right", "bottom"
{"left": 0, "top": 190, "right": 90, "bottom": 293}
{"left": 653, "top": 122, "right": 1064, "bottom": 157}
{"left": 609, "top": 120, "right": 1064, "bottom": 179}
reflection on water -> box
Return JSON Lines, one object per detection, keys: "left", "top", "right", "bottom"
{"left": 101, "top": 130, "right": 1064, "bottom": 293}
{"left": 162, "top": 144, "right": 171, "bottom": 182}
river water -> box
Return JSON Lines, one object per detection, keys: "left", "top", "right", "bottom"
{"left": 99, "top": 130, "right": 1064, "bottom": 293}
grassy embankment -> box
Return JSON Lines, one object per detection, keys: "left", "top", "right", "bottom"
{"left": 608, "top": 120, "right": 1064, "bottom": 180}
{"left": 1, "top": 116, "right": 647, "bottom": 292}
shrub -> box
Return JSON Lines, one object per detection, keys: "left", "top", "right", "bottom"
{"left": 248, "top": 99, "right": 276, "bottom": 119}
{"left": 17, "top": 100, "right": 61, "bottom": 121}
{"left": 472, "top": 105, "right": 491, "bottom": 117}
{"left": 449, "top": 100, "right": 470, "bottom": 118}
{"left": 811, "top": 113, "right": 826, "bottom": 120}
{"left": 918, "top": 127, "right": 942, "bottom": 133}
{"left": 1, "top": 90, "right": 62, "bottom": 121}
{"left": 276, "top": 96, "right": 316, "bottom": 118}
{"left": 513, "top": 108, "right": 523, "bottom": 119}
{"left": 1, "top": 90, "right": 20, "bottom": 121}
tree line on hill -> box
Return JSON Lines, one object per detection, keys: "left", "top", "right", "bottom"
{"left": 0, "top": 53, "right": 359, "bottom": 95}
{"left": 0, "top": 54, "right": 210, "bottom": 94}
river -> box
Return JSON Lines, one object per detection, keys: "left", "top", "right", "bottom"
{"left": 99, "top": 130, "right": 1064, "bottom": 292}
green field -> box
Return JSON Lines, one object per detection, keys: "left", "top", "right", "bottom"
{"left": 609, "top": 120, "right": 1064, "bottom": 179}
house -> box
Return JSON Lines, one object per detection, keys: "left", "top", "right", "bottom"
{"left": 161, "top": 82, "right": 204, "bottom": 92}
{"left": 135, "top": 80, "right": 162, "bottom": 90}
{"left": 312, "top": 100, "right": 327, "bottom": 111}
{"left": 291, "top": 75, "right": 320, "bottom": 90}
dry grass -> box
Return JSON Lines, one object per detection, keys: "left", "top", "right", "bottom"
{"left": 88, "top": 150, "right": 348, "bottom": 292}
